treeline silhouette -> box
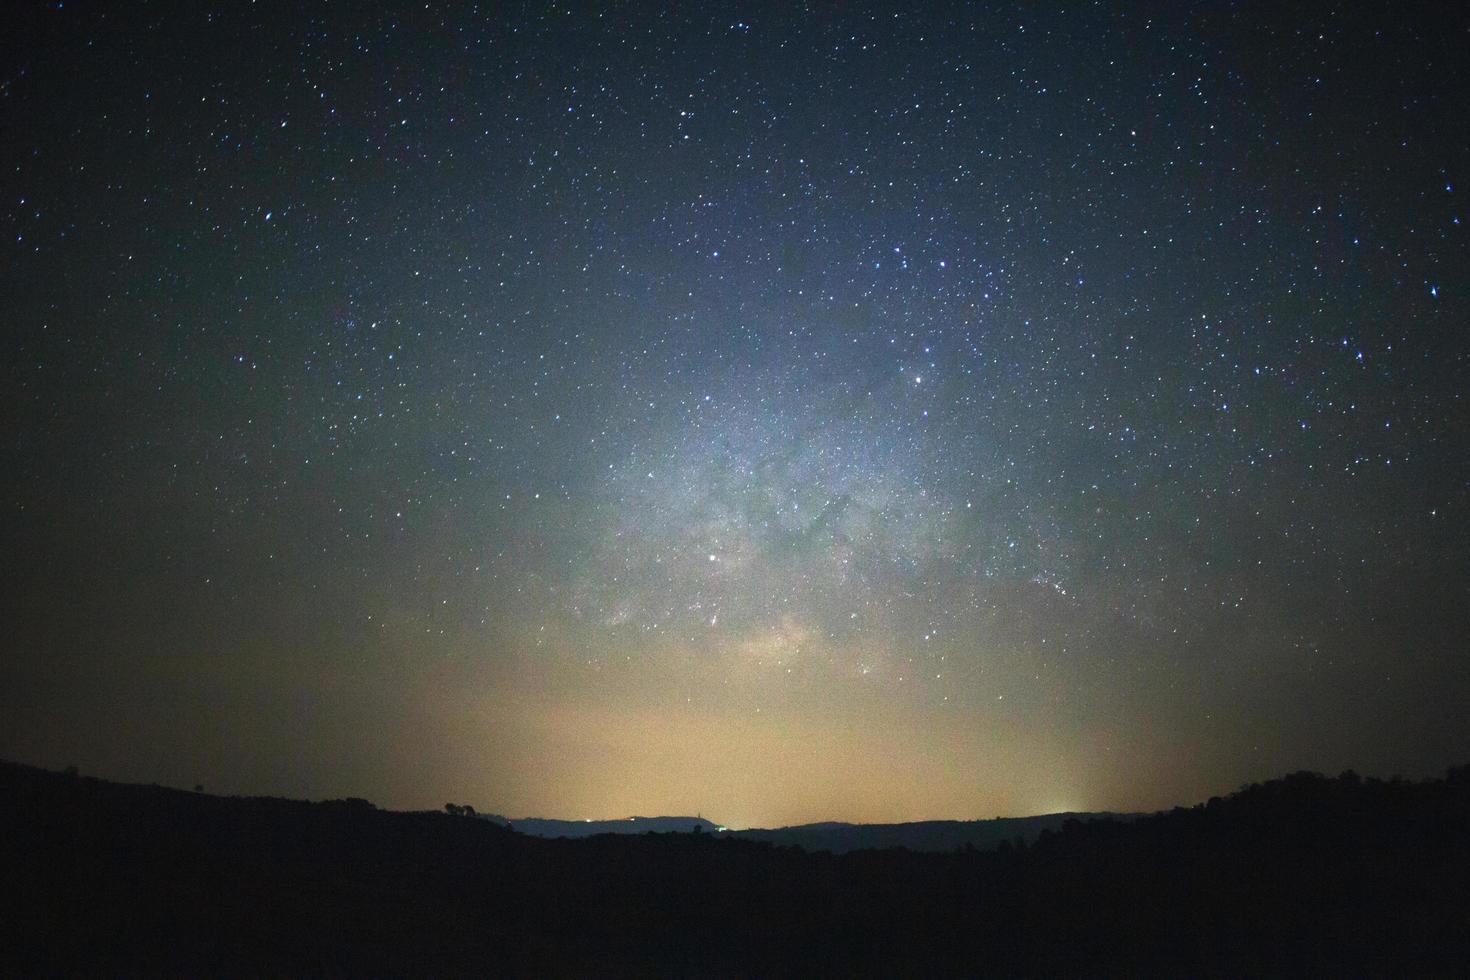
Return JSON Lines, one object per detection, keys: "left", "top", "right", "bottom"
{"left": 2, "top": 760, "right": 1467, "bottom": 976}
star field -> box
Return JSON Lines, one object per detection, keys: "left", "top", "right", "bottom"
{"left": 3, "top": 2, "right": 1467, "bottom": 825}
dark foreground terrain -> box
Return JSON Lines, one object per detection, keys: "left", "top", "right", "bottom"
{"left": 3, "top": 761, "right": 1468, "bottom": 977}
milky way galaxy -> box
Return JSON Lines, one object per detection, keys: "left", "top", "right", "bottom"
{"left": 3, "top": 2, "right": 1467, "bottom": 826}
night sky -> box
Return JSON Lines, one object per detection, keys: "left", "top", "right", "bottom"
{"left": 4, "top": 1, "right": 1467, "bottom": 828}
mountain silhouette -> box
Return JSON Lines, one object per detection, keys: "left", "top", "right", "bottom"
{"left": 727, "top": 813, "right": 1134, "bottom": 853}
{"left": 511, "top": 815, "right": 720, "bottom": 837}
{"left": 503, "top": 813, "right": 1127, "bottom": 851}
{"left": 4, "top": 758, "right": 1467, "bottom": 975}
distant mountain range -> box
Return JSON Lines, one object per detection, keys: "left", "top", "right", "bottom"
{"left": 8, "top": 758, "right": 1469, "bottom": 975}
{"left": 726, "top": 813, "right": 1131, "bottom": 853}
{"left": 500, "top": 811, "right": 1132, "bottom": 852}
{"left": 506, "top": 815, "right": 720, "bottom": 837}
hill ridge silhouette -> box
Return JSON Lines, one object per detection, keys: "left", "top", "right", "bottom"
{"left": 4, "top": 758, "right": 1468, "bottom": 975}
